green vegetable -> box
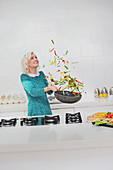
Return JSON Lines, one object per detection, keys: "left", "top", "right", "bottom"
{"left": 64, "top": 65, "right": 68, "bottom": 69}
{"left": 65, "top": 50, "right": 68, "bottom": 55}
{"left": 94, "top": 120, "right": 107, "bottom": 126}
{"left": 94, "top": 120, "right": 111, "bottom": 126}
{"left": 51, "top": 40, "right": 54, "bottom": 44}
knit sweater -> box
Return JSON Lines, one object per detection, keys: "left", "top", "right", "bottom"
{"left": 20, "top": 71, "right": 53, "bottom": 116}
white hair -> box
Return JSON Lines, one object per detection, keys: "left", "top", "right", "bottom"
{"left": 21, "top": 52, "right": 32, "bottom": 74}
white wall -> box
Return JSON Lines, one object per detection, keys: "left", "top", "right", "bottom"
{"left": 0, "top": 0, "right": 113, "bottom": 96}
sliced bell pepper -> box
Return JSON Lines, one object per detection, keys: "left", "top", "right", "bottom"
{"left": 50, "top": 48, "right": 54, "bottom": 52}
{"left": 54, "top": 50, "right": 57, "bottom": 56}
{"left": 50, "top": 61, "right": 54, "bottom": 65}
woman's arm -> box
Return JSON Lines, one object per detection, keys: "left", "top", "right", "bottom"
{"left": 44, "top": 84, "right": 57, "bottom": 92}
{"left": 41, "top": 71, "right": 57, "bottom": 95}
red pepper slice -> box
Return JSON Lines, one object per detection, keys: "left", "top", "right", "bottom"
{"left": 76, "top": 92, "right": 81, "bottom": 94}
{"left": 50, "top": 48, "right": 54, "bottom": 52}
{"left": 62, "top": 60, "right": 65, "bottom": 64}
{"left": 58, "top": 87, "right": 61, "bottom": 92}
{"left": 54, "top": 50, "right": 57, "bottom": 56}
{"left": 76, "top": 80, "right": 83, "bottom": 84}
{"left": 57, "top": 70, "right": 60, "bottom": 72}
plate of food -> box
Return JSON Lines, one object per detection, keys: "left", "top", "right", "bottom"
{"left": 87, "top": 112, "right": 113, "bottom": 128}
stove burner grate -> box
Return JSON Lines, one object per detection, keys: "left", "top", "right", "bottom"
{"left": 66, "top": 112, "right": 82, "bottom": 124}
{"left": 0, "top": 118, "right": 17, "bottom": 127}
{"left": 42, "top": 115, "right": 60, "bottom": 125}
{"left": 20, "top": 117, "right": 38, "bottom": 126}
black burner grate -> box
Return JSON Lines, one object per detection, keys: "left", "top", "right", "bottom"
{"left": 20, "top": 117, "right": 39, "bottom": 126}
{"left": 0, "top": 118, "right": 17, "bottom": 127}
{"left": 42, "top": 115, "right": 60, "bottom": 125}
{"left": 66, "top": 112, "right": 82, "bottom": 124}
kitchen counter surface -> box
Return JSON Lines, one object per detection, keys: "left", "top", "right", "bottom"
{"left": 0, "top": 105, "right": 113, "bottom": 153}
{"left": 0, "top": 94, "right": 113, "bottom": 113}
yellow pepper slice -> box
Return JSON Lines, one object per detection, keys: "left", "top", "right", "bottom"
{"left": 60, "top": 72, "right": 65, "bottom": 76}
{"left": 50, "top": 76, "right": 53, "bottom": 79}
{"left": 50, "top": 61, "right": 54, "bottom": 65}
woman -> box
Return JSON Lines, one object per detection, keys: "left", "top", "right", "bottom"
{"left": 20, "top": 52, "right": 57, "bottom": 116}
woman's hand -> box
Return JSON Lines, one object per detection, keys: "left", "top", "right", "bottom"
{"left": 48, "top": 84, "right": 57, "bottom": 92}
{"left": 44, "top": 84, "right": 57, "bottom": 92}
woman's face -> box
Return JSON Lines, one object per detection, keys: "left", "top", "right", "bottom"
{"left": 27, "top": 53, "right": 39, "bottom": 69}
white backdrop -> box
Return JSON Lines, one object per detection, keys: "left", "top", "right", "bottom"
{"left": 0, "top": 0, "right": 113, "bottom": 96}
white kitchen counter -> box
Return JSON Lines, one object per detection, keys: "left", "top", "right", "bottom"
{"left": 0, "top": 94, "right": 113, "bottom": 113}
{"left": 0, "top": 105, "right": 113, "bottom": 153}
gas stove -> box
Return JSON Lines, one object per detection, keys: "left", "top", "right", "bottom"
{"left": 0, "top": 113, "right": 82, "bottom": 128}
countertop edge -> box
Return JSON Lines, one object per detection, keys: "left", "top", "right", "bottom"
{"left": 0, "top": 139, "right": 113, "bottom": 153}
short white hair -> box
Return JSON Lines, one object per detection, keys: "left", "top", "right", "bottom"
{"left": 21, "top": 52, "right": 32, "bottom": 74}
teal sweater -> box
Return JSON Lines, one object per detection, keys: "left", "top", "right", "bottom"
{"left": 20, "top": 71, "right": 53, "bottom": 116}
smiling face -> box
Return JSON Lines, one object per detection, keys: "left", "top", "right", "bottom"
{"left": 27, "top": 52, "right": 39, "bottom": 69}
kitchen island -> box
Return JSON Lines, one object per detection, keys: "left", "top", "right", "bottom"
{"left": 0, "top": 96, "right": 113, "bottom": 170}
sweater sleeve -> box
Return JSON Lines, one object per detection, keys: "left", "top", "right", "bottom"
{"left": 20, "top": 74, "right": 45, "bottom": 97}
{"left": 40, "top": 71, "right": 53, "bottom": 95}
